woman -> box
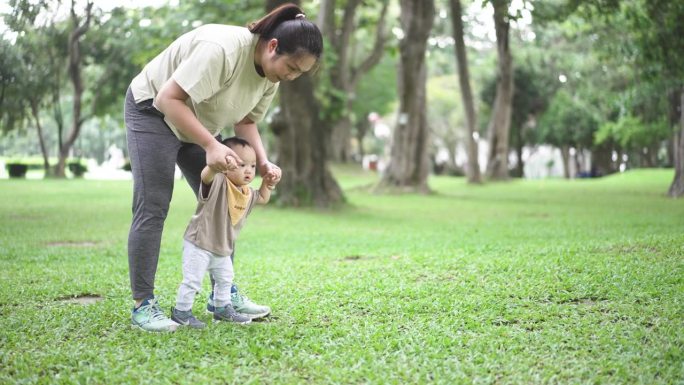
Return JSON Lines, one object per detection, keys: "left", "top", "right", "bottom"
{"left": 124, "top": 3, "right": 323, "bottom": 332}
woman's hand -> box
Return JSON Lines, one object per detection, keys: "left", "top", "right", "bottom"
{"left": 206, "top": 141, "right": 242, "bottom": 172}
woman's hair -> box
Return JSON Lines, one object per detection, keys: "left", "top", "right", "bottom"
{"left": 248, "top": 3, "right": 323, "bottom": 60}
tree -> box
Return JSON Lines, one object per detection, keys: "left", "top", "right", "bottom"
{"left": 481, "top": 64, "right": 553, "bottom": 177}
{"left": 595, "top": 115, "right": 670, "bottom": 168}
{"left": 530, "top": 2, "right": 626, "bottom": 177}
{"left": 2, "top": 1, "right": 70, "bottom": 175}
{"left": 267, "top": 0, "right": 343, "bottom": 207}
{"left": 537, "top": 89, "right": 599, "bottom": 178}
{"left": 449, "top": 0, "right": 481, "bottom": 183}
{"left": 427, "top": 74, "right": 463, "bottom": 175}
{"left": 536, "top": 0, "right": 684, "bottom": 195}
{"left": 3, "top": 0, "right": 138, "bottom": 177}
{"left": 673, "top": 93, "right": 684, "bottom": 197}
{"left": 378, "top": 0, "right": 435, "bottom": 192}
{"left": 350, "top": 55, "right": 398, "bottom": 160}
{"left": 51, "top": 0, "right": 94, "bottom": 177}
{"left": 484, "top": 0, "right": 514, "bottom": 180}
{"left": 0, "top": 39, "right": 28, "bottom": 135}
{"left": 633, "top": 0, "right": 684, "bottom": 197}
{"left": 317, "top": 0, "right": 391, "bottom": 162}
{"left": 507, "top": 67, "right": 546, "bottom": 177}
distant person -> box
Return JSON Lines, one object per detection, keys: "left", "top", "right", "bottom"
{"left": 172, "top": 137, "right": 277, "bottom": 328}
{"left": 124, "top": 3, "right": 323, "bottom": 332}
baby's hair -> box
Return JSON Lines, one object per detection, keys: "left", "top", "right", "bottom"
{"left": 221, "top": 136, "right": 252, "bottom": 150}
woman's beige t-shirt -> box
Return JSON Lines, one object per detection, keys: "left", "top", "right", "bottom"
{"left": 130, "top": 25, "right": 279, "bottom": 142}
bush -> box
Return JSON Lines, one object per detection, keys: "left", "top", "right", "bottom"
{"left": 68, "top": 162, "right": 87, "bottom": 177}
{"left": 6, "top": 163, "right": 28, "bottom": 178}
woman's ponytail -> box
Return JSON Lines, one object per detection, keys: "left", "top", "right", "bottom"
{"left": 248, "top": 3, "right": 323, "bottom": 59}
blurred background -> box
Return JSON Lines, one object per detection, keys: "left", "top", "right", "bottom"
{"left": 1, "top": 0, "right": 682, "bottom": 202}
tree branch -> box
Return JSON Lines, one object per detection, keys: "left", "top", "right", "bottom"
{"left": 349, "top": 0, "right": 390, "bottom": 89}
{"left": 318, "top": 0, "right": 336, "bottom": 47}
{"left": 87, "top": 64, "right": 114, "bottom": 119}
{"left": 334, "top": 0, "right": 361, "bottom": 86}
{"left": 70, "top": 0, "right": 93, "bottom": 40}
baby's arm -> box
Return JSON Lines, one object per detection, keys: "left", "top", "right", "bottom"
{"left": 256, "top": 174, "right": 277, "bottom": 205}
{"left": 200, "top": 166, "right": 218, "bottom": 198}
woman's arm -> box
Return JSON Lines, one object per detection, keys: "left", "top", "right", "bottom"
{"left": 156, "top": 79, "right": 241, "bottom": 171}
{"left": 234, "top": 118, "right": 267, "bottom": 167}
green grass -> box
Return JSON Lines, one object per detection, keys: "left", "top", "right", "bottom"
{"left": 0, "top": 168, "right": 682, "bottom": 384}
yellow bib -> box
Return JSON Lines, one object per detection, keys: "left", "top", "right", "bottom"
{"left": 226, "top": 180, "right": 251, "bottom": 226}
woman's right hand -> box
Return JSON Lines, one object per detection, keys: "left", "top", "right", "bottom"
{"left": 206, "top": 141, "right": 241, "bottom": 172}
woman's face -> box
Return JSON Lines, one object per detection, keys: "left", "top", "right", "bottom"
{"left": 261, "top": 39, "right": 317, "bottom": 83}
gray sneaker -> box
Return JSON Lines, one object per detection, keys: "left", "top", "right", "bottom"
{"left": 131, "top": 298, "right": 178, "bottom": 332}
{"left": 213, "top": 304, "right": 252, "bottom": 324}
{"left": 171, "top": 307, "right": 206, "bottom": 329}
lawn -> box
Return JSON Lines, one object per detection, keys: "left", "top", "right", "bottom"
{"left": 0, "top": 168, "right": 682, "bottom": 384}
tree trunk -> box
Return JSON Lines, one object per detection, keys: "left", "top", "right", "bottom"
{"left": 560, "top": 145, "right": 571, "bottom": 179}
{"left": 55, "top": 1, "right": 92, "bottom": 177}
{"left": 485, "top": 0, "right": 513, "bottom": 181}
{"left": 325, "top": 0, "right": 358, "bottom": 163}
{"left": 446, "top": 143, "right": 458, "bottom": 174}
{"left": 668, "top": 87, "right": 684, "bottom": 197}
{"left": 48, "top": 43, "right": 65, "bottom": 165}
{"left": 325, "top": 0, "right": 389, "bottom": 163}
{"left": 592, "top": 142, "right": 615, "bottom": 177}
{"left": 267, "top": 0, "right": 344, "bottom": 207}
{"left": 575, "top": 147, "right": 584, "bottom": 175}
{"left": 649, "top": 144, "right": 658, "bottom": 167}
{"left": 514, "top": 138, "right": 524, "bottom": 178}
{"left": 666, "top": 137, "right": 675, "bottom": 167}
{"left": 355, "top": 118, "right": 370, "bottom": 160}
{"left": 641, "top": 146, "right": 655, "bottom": 168}
{"left": 273, "top": 70, "right": 344, "bottom": 207}
{"left": 510, "top": 123, "right": 523, "bottom": 178}
{"left": 30, "top": 100, "right": 51, "bottom": 175}
{"left": 317, "top": 0, "right": 335, "bottom": 40}
{"left": 331, "top": 114, "right": 352, "bottom": 162}
{"left": 378, "top": 0, "right": 434, "bottom": 192}
{"left": 449, "top": 0, "right": 481, "bottom": 184}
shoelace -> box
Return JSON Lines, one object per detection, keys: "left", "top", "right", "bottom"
{"left": 239, "top": 294, "right": 264, "bottom": 309}
{"left": 232, "top": 292, "right": 246, "bottom": 306}
{"left": 140, "top": 300, "right": 168, "bottom": 322}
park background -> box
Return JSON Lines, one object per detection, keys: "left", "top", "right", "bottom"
{"left": 1, "top": 0, "right": 682, "bottom": 384}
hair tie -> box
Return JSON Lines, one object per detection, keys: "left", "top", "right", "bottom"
{"left": 295, "top": 13, "right": 306, "bottom": 20}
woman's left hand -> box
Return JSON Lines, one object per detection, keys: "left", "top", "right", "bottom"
{"left": 259, "top": 161, "right": 281, "bottom": 184}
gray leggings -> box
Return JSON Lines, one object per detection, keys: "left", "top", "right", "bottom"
{"left": 125, "top": 88, "right": 219, "bottom": 300}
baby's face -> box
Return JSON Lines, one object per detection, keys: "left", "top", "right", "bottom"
{"left": 225, "top": 145, "right": 257, "bottom": 186}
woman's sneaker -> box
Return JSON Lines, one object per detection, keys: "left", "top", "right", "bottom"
{"left": 207, "top": 287, "right": 271, "bottom": 320}
{"left": 231, "top": 291, "right": 271, "bottom": 319}
{"left": 131, "top": 298, "right": 178, "bottom": 332}
{"left": 170, "top": 307, "right": 206, "bottom": 329}
{"left": 213, "top": 304, "right": 252, "bottom": 324}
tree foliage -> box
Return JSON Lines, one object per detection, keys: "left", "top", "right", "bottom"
{"left": 0, "top": 0, "right": 681, "bottom": 194}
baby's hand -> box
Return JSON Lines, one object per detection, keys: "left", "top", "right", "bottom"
{"left": 264, "top": 174, "right": 278, "bottom": 190}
